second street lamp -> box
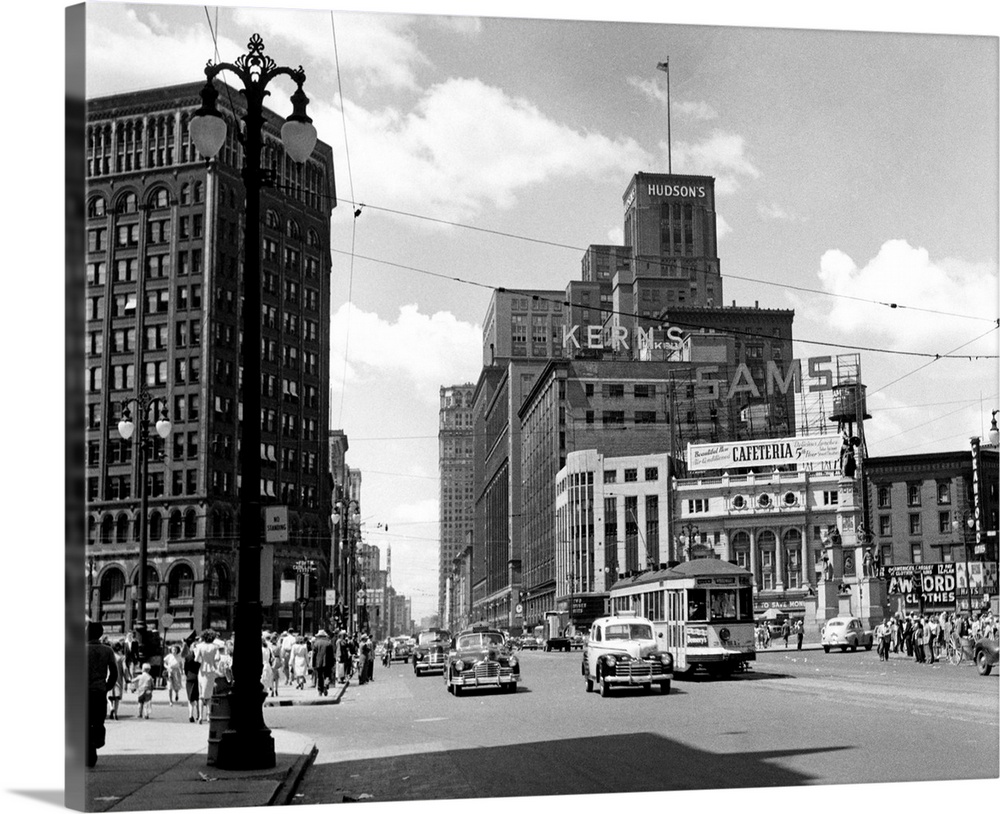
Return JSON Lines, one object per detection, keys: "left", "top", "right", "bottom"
{"left": 117, "top": 383, "right": 171, "bottom": 660}
{"left": 190, "top": 33, "right": 318, "bottom": 771}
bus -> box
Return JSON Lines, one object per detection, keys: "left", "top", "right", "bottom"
{"left": 608, "top": 559, "right": 756, "bottom": 677}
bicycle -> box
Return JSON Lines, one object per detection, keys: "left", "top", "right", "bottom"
{"left": 944, "top": 635, "right": 975, "bottom": 665}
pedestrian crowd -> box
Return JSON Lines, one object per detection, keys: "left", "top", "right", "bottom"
{"left": 873, "top": 608, "right": 999, "bottom": 663}
{"left": 754, "top": 618, "right": 805, "bottom": 650}
{"left": 85, "top": 617, "right": 398, "bottom": 768}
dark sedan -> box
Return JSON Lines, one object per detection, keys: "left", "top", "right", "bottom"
{"left": 974, "top": 636, "right": 998, "bottom": 676}
{"left": 445, "top": 626, "right": 520, "bottom": 696}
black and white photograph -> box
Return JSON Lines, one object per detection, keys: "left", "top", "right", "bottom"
{"left": 5, "top": 1, "right": 1000, "bottom": 813}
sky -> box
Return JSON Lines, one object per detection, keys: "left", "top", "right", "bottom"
{"left": 3, "top": 3, "right": 999, "bottom": 809}
{"left": 74, "top": 0, "right": 1000, "bottom": 625}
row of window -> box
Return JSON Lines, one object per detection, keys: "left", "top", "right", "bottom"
{"left": 878, "top": 510, "right": 972, "bottom": 537}
{"left": 86, "top": 186, "right": 204, "bottom": 219}
{"left": 876, "top": 481, "right": 952, "bottom": 508}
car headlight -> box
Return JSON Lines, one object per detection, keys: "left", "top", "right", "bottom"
{"left": 605, "top": 656, "right": 617, "bottom": 667}
{"left": 660, "top": 653, "right": 673, "bottom": 668}
{"left": 508, "top": 655, "right": 518, "bottom": 667}
{"left": 454, "top": 659, "right": 466, "bottom": 672}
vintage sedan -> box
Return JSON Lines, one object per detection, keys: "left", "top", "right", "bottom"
{"left": 821, "top": 616, "right": 874, "bottom": 653}
{"left": 390, "top": 636, "right": 416, "bottom": 662}
{"left": 974, "top": 636, "right": 998, "bottom": 676}
{"left": 412, "top": 628, "right": 451, "bottom": 676}
{"left": 582, "top": 612, "right": 672, "bottom": 696}
{"left": 445, "top": 626, "right": 520, "bottom": 695}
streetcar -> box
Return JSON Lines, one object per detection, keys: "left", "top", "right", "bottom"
{"left": 608, "top": 559, "right": 756, "bottom": 677}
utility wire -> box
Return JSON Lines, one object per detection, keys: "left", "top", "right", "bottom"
{"left": 329, "top": 247, "right": 999, "bottom": 360}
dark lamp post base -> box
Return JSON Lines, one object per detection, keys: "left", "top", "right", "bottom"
{"left": 214, "top": 729, "right": 276, "bottom": 770}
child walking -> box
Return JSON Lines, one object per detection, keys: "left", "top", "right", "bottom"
{"left": 131, "top": 662, "right": 155, "bottom": 719}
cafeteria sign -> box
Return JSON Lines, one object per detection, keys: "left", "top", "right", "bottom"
{"left": 687, "top": 434, "right": 843, "bottom": 472}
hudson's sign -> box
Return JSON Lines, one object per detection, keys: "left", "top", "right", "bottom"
{"left": 625, "top": 182, "right": 708, "bottom": 210}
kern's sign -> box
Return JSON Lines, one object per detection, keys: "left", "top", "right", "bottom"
{"left": 687, "top": 434, "right": 844, "bottom": 472}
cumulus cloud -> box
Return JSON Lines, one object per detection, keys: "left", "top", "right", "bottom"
{"left": 670, "top": 131, "right": 761, "bottom": 196}
{"left": 628, "top": 76, "right": 717, "bottom": 121}
{"left": 757, "top": 201, "right": 807, "bottom": 223}
{"left": 813, "top": 239, "right": 997, "bottom": 353}
{"left": 329, "top": 303, "right": 482, "bottom": 401}
{"left": 328, "top": 77, "right": 649, "bottom": 222}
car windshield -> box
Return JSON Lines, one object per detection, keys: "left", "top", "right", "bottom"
{"left": 418, "top": 631, "right": 448, "bottom": 645}
{"left": 457, "top": 633, "right": 505, "bottom": 649}
{"left": 829, "top": 621, "right": 845, "bottom": 628}
{"left": 605, "top": 623, "right": 654, "bottom": 641}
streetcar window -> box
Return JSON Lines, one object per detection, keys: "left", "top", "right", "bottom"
{"left": 710, "top": 590, "right": 738, "bottom": 620}
{"left": 687, "top": 590, "right": 708, "bottom": 621}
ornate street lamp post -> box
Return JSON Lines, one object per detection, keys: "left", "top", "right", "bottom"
{"left": 117, "top": 383, "right": 172, "bottom": 659}
{"left": 190, "top": 33, "right": 317, "bottom": 770}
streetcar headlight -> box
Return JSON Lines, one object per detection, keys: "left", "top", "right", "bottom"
{"left": 719, "top": 628, "right": 731, "bottom": 643}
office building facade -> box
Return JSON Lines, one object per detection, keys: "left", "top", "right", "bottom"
{"left": 84, "top": 82, "right": 336, "bottom": 640}
{"left": 438, "top": 384, "right": 476, "bottom": 623}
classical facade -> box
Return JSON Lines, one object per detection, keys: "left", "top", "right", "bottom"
{"left": 84, "top": 82, "right": 336, "bottom": 640}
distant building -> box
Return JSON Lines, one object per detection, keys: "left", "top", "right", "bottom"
{"left": 438, "top": 385, "right": 476, "bottom": 623}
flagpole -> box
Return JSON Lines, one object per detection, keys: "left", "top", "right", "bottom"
{"left": 657, "top": 59, "right": 671, "bottom": 174}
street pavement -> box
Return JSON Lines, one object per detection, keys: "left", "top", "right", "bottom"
{"left": 84, "top": 677, "right": 349, "bottom": 811}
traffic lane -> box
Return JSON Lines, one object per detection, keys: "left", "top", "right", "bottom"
{"left": 283, "top": 650, "right": 997, "bottom": 804}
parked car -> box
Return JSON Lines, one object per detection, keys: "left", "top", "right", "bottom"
{"left": 412, "top": 628, "right": 451, "bottom": 676}
{"left": 582, "top": 611, "right": 673, "bottom": 697}
{"left": 973, "top": 636, "right": 998, "bottom": 676}
{"left": 445, "top": 625, "right": 520, "bottom": 696}
{"left": 821, "top": 616, "right": 874, "bottom": 653}
{"left": 570, "top": 632, "right": 587, "bottom": 650}
{"left": 517, "top": 634, "right": 541, "bottom": 650}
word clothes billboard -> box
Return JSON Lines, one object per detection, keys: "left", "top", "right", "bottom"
{"left": 882, "top": 563, "right": 999, "bottom": 610}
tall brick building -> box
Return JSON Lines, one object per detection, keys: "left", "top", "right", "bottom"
{"left": 84, "top": 82, "right": 336, "bottom": 640}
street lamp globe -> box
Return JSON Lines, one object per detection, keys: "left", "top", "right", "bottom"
{"left": 155, "top": 410, "right": 172, "bottom": 439}
{"left": 190, "top": 82, "right": 228, "bottom": 159}
{"left": 117, "top": 409, "right": 135, "bottom": 441}
{"left": 280, "top": 86, "right": 318, "bottom": 163}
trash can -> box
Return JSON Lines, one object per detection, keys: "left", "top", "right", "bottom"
{"left": 205, "top": 676, "right": 231, "bottom": 766}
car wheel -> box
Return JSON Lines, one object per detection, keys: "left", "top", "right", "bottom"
{"left": 661, "top": 680, "right": 671, "bottom": 695}
{"left": 823, "top": 645, "right": 830, "bottom": 653}
{"left": 840, "top": 645, "right": 848, "bottom": 652}
{"left": 851, "top": 643, "right": 858, "bottom": 652}
{"left": 865, "top": 642, "right": 873, "bottom": 651}
{"left": 977, "top": 651, "right": 993, "bottom": 676}
{"left": 599, "top": 669, "right": 611, "bottom": 698}
{"left": 453, "top": 684, "right": 463, "bottom": 697}
{"left": 585, "top": 677, "right": 593, "bottom": 693}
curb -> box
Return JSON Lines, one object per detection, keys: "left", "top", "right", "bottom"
{"left": 268, "top": 743, "right": 319, "bottom": 806}
{"left": 264, "top": 682, "right": 348, "bottom": 707}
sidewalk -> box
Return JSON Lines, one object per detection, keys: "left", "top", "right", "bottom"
{"left": 85, "top": 679, "right": 348, "bottom": 811}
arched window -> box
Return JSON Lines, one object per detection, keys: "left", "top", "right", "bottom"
{"left": 149, "top": 188, "right": 170, "bottom": 209}
{"left": 286, "top": 218, "right": 300, "bottom": 239}
{"left": 265, "top": 209, "right": 280, "bottom": 229}
{"left": 116, "top": 192, "right": 138, "bottom": 214}
{"left": 149, "top": 511, "right": 162, "bottom": 541}
{"left": 180, "top": 183, "right": 191, "bottom": 205}
{"left": 100, "top": 516, "right": 114, "bottom": 545}
{"left": 100, "top": 568, "right": 126, "bottom": 602}
{"left": 168, "top": 510, "right": 182, "bottom": 540}
{"left": 193, "top": 182, "right": 203, "bottom": 203}
{"left": 184, "top": 509, "right": 197, "bottom": 538}
{"left": 88, "top": 516, "right": 98, "bottom": 544}
{"left": 115, "top": 513, "right": 130, "bottom": 544}
{"left": 207, "top": 563, "right": 230, "bottom": 600}
{"left": 132, "top": 565, "right": 159, "bottom": 600}
{"left": 87, "top": 196, "right": 106, "bottom": 218}
{"left": 306, "top": 228, "right": 320, "bottom": 248}
{"left": 168, "top": 564, "right": 195, "bottom": 599}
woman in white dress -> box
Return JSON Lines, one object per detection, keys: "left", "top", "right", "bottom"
{"left": 163, "top": 645, "right": 184, "bottom": 706}
{"left": 290, "top": 636, "right": 309, "bottom": 689}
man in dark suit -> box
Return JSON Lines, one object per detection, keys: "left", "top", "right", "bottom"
{"left": 311, "top": 630, "right": 335, "bottom": 696}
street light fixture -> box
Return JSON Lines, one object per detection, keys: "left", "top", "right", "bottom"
{"left": 953, "top": 511, "right": 976, "bottom": 615}
{"left": 117, "top": 383, "right": 171, "bottom": 659}
{"left": 680, "top": 523, "right": 700, "bottom": 561}
{"left": 189, "top": 33, "right": 317, "bottom": 771}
